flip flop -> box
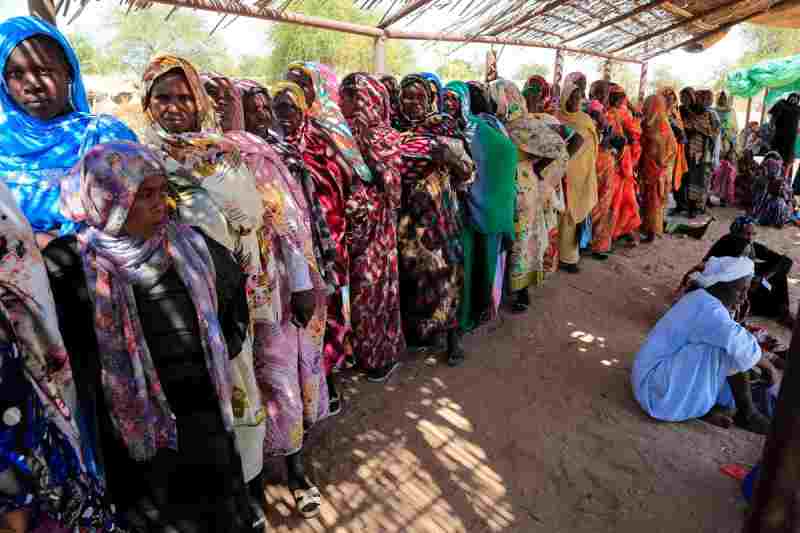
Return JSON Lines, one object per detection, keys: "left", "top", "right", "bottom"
{"left": 292, "top": 484, "right": 322, "bottom": 519}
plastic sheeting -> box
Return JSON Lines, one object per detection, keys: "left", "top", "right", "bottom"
{"left": 726, "top": 54, "right": 800, "bottom": 100}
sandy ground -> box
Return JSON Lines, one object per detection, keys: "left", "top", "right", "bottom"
{"left": 260, "top": 208, "right": 799, "bottom": 533}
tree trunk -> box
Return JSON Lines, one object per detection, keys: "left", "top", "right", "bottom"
{"left": 28, "top": 0, "right": 58, "bottom": 26}
{"left": 744, "top": 303, "right": 800, "bottom": 532}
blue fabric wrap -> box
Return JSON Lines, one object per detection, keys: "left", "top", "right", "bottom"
{"left": 0, "top": 16, "right": 137, "bottom": 234}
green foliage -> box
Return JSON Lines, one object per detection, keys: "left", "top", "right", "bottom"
{"left": 609, "top": 62, "right": 639, "bottom": 99}
{"left": 68, "top": 32, "right": 103, "bottom": 75}
{"left": 99, "top": 5, "right": 235, "bottom": 76}
{"left": 513, "top": 62, "right": 549, "bottom": 82}
{"left": 265, "top": 0, "right": 415, "bottom": 81}
{"left": 435, "top": 58, "right": 482, "bottom": 83}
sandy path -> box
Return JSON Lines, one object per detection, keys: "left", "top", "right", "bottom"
{"left": 261, "top": 208, "right": 799, "bottom": 533}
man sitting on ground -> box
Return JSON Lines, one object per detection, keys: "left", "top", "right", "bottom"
{"left": 632, "top": 256, "right": 772, "bottom": 435}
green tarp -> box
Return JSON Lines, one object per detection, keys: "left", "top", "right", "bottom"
{"left": 726, "top": 54, "right": 800, "bottom": 105}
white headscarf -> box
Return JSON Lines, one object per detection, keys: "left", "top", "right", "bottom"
{"left": 690, "top": 256, "right": 755, "bottom": 288}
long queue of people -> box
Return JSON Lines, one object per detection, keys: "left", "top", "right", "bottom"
{"left": 0, "top": 13, "right": 770, "bottom": 533}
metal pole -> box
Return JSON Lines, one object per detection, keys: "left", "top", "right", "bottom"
{"left": 373, "top": 36, "right": 386, "bottom": 74}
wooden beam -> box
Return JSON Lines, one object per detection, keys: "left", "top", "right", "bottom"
{"left": 377, "top": 0, "right": 435, "bottom": 29}
{"left": 487, "top": 0, "right": 570, "bottom": 37}
{"left": 383, "top": 29, "right": 643, "bottom": 63}
{"left": 743, "top": 302, "right": 800, "bottom": 533}
{"left": 745, "top": 96, "right": 752, "bottom": 125}
{"left": 760, "top": 87, "right": 770, "bottom": 126}
{"left": 643, "top": 0, "right": 794, "bottom": 61}
{"left": 132, "top": 0, "right": 642, "bottom": 64}
{"left": 610, "top": 0, "right": 744, "bottom": 54}
{"left": 562, "top": 0, "right": 670, "bottom": 44}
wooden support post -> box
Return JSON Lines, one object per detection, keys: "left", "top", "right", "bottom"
{"left": 552, "top": 49, "right": 565, "bottom": 102}
{"left": 745, "top": 97, "right": 752, "bottom": 125}
{"left": 744, "top": 302, "right": 800, "bottom": 532}
{"left": 760, "top": 88, "right": 770, "bottom": 126}
{"left": 373, "top": 36, "right": 386, "bottom": 74}
{"left": 639, "top": 61, "right": 648, "bottom": 105}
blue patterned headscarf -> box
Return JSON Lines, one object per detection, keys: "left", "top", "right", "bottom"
{"left": 0, "top": 16, "right": 137, "bottom": 234}
{"left": 730, "top": 215, "right": 755, "bottom": 236}
{"left": 420, "top": 72, "right": 445, "bottom": 112}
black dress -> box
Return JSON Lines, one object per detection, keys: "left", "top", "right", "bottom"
{"left": 44, "top": 230, "right": 256, "bottom": 533}
{"left": 769, "top": 99, "right": 800, "bottom": 165}
{"left": 706, "top": 234, "right": 793, "bottom": 319}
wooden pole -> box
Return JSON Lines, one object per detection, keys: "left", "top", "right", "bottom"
{"left": 760, "top": 88, "right": 770, "bottom": 126}
{"left": 373, "top": 36, "right": 386, "bottom": 74}
{"left": 639, "top": 61, "right": 648, "bottom": 105}
{"left": 28, "top": 0, "right": 57, "bottom": 25}
{"left": 745, "top": 96, "right": 752, "bottom": 125}
{"left": 561, "top": 0, "right": 670, "bottom": 44}
{"left": 552, "top": 49, "right": 565, "bottom": 102}
{"left": 743, "top": 302, "right": 800, "bottom": 533}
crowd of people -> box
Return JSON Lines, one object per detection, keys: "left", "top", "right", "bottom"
{"left": 0, "top": 14, "right": 796, "bottom": 533}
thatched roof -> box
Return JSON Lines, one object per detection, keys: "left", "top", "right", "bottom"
{"left": 52, "top": 0, "right": 799, "bottom": 62}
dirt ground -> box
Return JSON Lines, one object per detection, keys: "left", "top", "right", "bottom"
{"left": 261, "top": 208, "right": 799, "bottom": 533}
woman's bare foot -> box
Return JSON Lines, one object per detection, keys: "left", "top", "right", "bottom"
{"left": 701, "top": 410, "right": 734, "bottom": 429}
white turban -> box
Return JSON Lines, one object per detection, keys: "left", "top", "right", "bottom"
{"left": 689, "top": 256, "right": 755, "bottom": 288}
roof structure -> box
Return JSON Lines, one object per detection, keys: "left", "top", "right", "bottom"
{"left": 48, "top": 0, "right": 798, "bottom": 64}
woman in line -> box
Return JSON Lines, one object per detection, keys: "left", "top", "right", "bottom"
{"left": 752, "top": 154, "right": 794, "bottom": 228}
{"left": 639, "top": 94, "right": 677, "bottom": 242}
{"left": 587, "top": 80, "right": 621, "bottom": 259}
{"left": 285, "top": 62, "right": 367, "bottom": 388}
{"left": 444, "top": 80, "right": 517, "bottom": 328}
{"left": 632, "top": 256, "right": 771, "bottom": 435}
{"left": 489, "top": 79, "right": 569, "bottom": 312}
{"left": 768, "top": 93, "right": 800, "bottom": 174}
{"left": 135, "top": 55, "right": 269, "bottom": 516}
{"left": 338, "top": 73, "right": 406, "bottom": 381}
{"left": 238, "top": 79, "right": 273, "bottom": 139}
{"left": 48, "top": 141, "right": 256, "bottom": 532}
{"left": 607, "top": 84, "right": 642, "bottom": 243}
{"left": 0, "top": 182, "right": 118, "bottom": 533}
{"left": 205, "top": 73, "right": 330, "bottom": 518}
{"left": 396, "top": 73, "right": 475, "bottom": 365}
{"left": 557, "top": 73, "right": 599, "bottom": 272}
{"left": 706, "top": 216, "right": 794, "bottom": 326}
{"left": 711, "top": 91, "right": 738, "bottom": 206}
{"left": 660, "top": 87, "right": 689, "bottom": 199}
{"left": 678, "top": 87, "right": 719, "bottom": 217}
{"left": 379, "top": 74, "right": 402, "bottom": 128}
{"left": 0, "top": 16, "right": 136, "bottom": 245}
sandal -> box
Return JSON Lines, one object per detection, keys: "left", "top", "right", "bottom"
{"left": 367, "top": 361, "right": 401, "bottom": 383}
{"left": 447, "top": 346, "right": 465, "bottom": 367}
{"left": 328, "top": 392, "right": 343, "bottom": 417}
{"left": 292, "top": 484, "right": 322, "bottom": 519}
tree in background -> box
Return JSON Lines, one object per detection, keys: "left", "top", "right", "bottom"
{"left": 265, "top": 0, "right": 415, "bottom": 80}
{"left": 436, "top": 58, "right": 482, "bottom": 83}
{"left": 513, "top": 62, "right": 549, "bottom": 82}
{"left": 649, "top": 64, "right": 685, "bottom": 93}
{"left": 100, "top": 5, "right": 235, "bottom": 76}
{"left": 608, "top": 62, "right": 639, "bottom": 99}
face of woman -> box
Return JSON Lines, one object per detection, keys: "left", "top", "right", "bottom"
{"left": 443, "top": 92, "right": 461, "bottom": 117}
{"left": 273, "top": 92, "right": 303, "bottom": 137}
{"left": 124, "top": 173, "right": 168, "bottom": 240}
{"left": 664, "top": 92, "right": 675, "bottom": 108}
{"left": 401, "top": 83, "right": 428, "bottom": 122}
{"left": 739, "top": 223, "right": 756, "bottom": 243}
{"left": 339, "top": 86, "right": 356, "bottom": 119}
{"left": 680, "top": 90, "right": 693, "bottom": 107}
{"left": 243, "top": 91, "right": 272, "bottom": 138}
{"left": 566, "top": 89, "right": 582, "bottom": 113}
{"left": 4, "top": 36, "right": 71, "bottom": 121}
{"left": 148, "top": 71, "right": 199, "bottom": 134}
{"left": 204, "top": 77, "right": 236, "bottom": 132}
{"left": 609, "top": 93, "right": 624, "bottom": 109}
{"left": 286, "top": 69, "right": 315, "bottom": 107}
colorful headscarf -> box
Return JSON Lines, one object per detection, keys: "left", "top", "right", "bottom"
{"left": 380, "top": 75, "right": 401, "bottom": 121}
{"left": 397, "top": 74, "right": 462, "bottom": 138}
{"left": 140, "top": 54, "right": 263, "bottom": 250}
{"left": 489, "top": 79, "right": 565, "bottom": 159}
{"left": 65, "top": 141, "right": 235, "bottom": 462}
{"left": 560, "top": 74, "right": 587, "bottom": 117}
{"left": 523, "top": 75, "right": 551, "bottom": 104}
{"left": 200, "top": 72, "right": 245, "bottom": 132}
{"left": 446, "top": 80, "right": 518, "bottom": 235}
{"left": 420, "top": 72, "right": 445, "bottom": 112}
{"left": 0, "top": 181, "right": 119, "bottom": 528}
{"left": 340, "top": 73, "right": 403, "bottom": 205}
{"left": 730, "top": 215, "right": 755, "bottom": 236}
{"left": 287, "top": 61, "right": 372, "bottom": 182}
{"left": 0, "top": 16, "right": 137, "bottom": 234}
